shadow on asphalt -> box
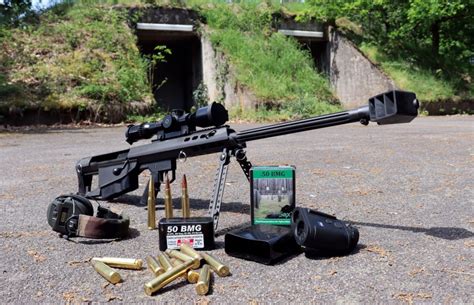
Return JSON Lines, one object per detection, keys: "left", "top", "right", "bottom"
{"left": 351, "top": 221, "right": 473, "bottom": 240}
{"left": 215, "top": 222, "right": 252, "bottom": 237}
{"left": 112, "top": 195, "right": 250, "bottom": 215}
{"left": 304, "top": 244, "right": 366, "bottom": 261}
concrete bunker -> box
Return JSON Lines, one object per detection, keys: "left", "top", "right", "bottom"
{"left": 133, "top": 8, "right": 202, "bottom": 112}
{"left": 278, "top": 18, "right": 397, "bottom": 108}
{"left": 277, "top": 19, "right": 330, "bottom": 75}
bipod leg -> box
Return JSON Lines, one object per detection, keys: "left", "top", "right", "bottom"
{"left": 234, "top": 149, "right": 252, "bottom": 182}
{"left": 208, "top": 148, "right": 231, "bottom": 233}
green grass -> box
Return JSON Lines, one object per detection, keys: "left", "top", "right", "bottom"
{"left": 359, "top": 43, "right": 464, "bottom": 102}
{"left": 197, "top": 2, "right": 340, "bottom": 118}
{"left": 0, "top": 4, "right": 152, "bottom": 120}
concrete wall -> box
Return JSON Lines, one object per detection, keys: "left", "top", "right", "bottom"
{"left": 200, "top": 33, "right": 257, "bottom": 110}
{"left": 132, "top": 8, "right": 397, "bottom": 111}
{"left": 328, "top": 28, "right": 397, "bottom": 108}
{"left": 202, "top": 27, "right": 397, "bottom": 111}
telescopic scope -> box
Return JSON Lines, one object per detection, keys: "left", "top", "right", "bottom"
{"left": 125, "top": 102, "right": 228, "bottom": 144}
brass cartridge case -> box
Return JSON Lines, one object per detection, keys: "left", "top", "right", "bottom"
{"left": 157, "top": 252, "right": 173, "bottom": 271}
{"left": 164, "top": 177, "right": 173, "bottom": 219}
{"left": 92, "top": 257, "right": 143, "bottom": 270}
{"left": 187, "top": 269, "right": 200, "bottom": 284}
{"left": 170, "top": 258, "right": 188, "bottom": 279}
{"left": 146, "top": 255, "right": 165, "bottom": 276}
{"left": 91, "top": 260, "right": 121, "bottom": 284}
{"left": 180, "top": 243, "right": 203, "bottom": 261}
{"left": 147, "top": 176, "right": 156, "bottom": 229}
{"left": 201, "top": 253, "right": 230, "bottom": 277}
{"left": 181, "top": 174, "right": 190, "bottom": 218}
{"left": 165, "top": 249, "right": 200, "bottom": 269}
{"left": 196, "top": 264, "right": 210, "bottom": 296}
{"left": 144, "top": 259, "right": 195, "bottom": 296}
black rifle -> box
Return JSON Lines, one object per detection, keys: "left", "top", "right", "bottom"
{"left": 76, "top": 90, "right": 418, "bottom": 231}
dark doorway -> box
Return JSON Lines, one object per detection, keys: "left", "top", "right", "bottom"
{"left": 137, "top": 30, "right": 202, "bottom": 112}
{"left": 300, "top": 40, "right": 330, "bottom": 75}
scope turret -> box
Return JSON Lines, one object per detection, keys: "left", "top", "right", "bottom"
{"left": 125, "top": 102, "right": 229, "bottom": 144}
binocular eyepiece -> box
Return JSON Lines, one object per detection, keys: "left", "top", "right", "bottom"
{"left": 291, "top": 207, "right": 359, "bottom": 255}
{"left": 125, "top": 102, "right": 228, "bottom": 144}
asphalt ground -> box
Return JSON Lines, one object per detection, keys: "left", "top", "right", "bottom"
{"left": 0, "top": 116, "right": 473, "bottom": 304}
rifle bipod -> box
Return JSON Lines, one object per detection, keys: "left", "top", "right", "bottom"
{"left": 208, "top": 148, "right": 252, "bottom": 233}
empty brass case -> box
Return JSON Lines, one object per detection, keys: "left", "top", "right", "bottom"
{"left": 164, "top": 176, "right": 173, "bottom": 219}
{"left": 187, "top": 269, "right": 200, "bottom": 284}
{"left": 180, "top": 243, "right": 203, "bottom": 261}
{"left": 201, "top": 253, "right": 230, "bottom": 277}
{"left": 92, "top": 257, "right": 143, "bottom": 270}
{"left": 144, "top": 259, "right": 195, "bottom": 296}
{"left": 165, "top": 249, "right": 200, "bottom": 269}
{"left": 157, "top": 252, "right": 173, "bottom": 271}
{"left": 91, "top": 260, "right": 121, "bottom": 284}
{"left": 181, "top": 174, "right": 190, "bottom": 218}
{"left": 196, "top": 264, "right": 210, "bottom": 295}
{"left": 170, "top": 258, "right": 188, "bottom": 279}
{"left": 146, "top": 255, "right": 165, "bottom": 276}
{"left": 147, "top": 176, "right": 156, "bottom": 229}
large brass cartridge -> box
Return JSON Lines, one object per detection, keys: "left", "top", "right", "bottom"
{"left": 147, "top": 176, "right": 156, "bottom": 230}
{"left": 201, "top": 253, "right": 230, "bottom": 277}
{"left": 146, "top": 255, "right": 165, "bottom": 276}
{"left": 157, "top": 252, "right": 173, "bottom": 271}
{"left": 187, "top": 269, "right": 200, "bottom": 284}
{"left": 196, "top": 264, "right": 211, "bottom": 296}
{"left": 92, "top": 257, "right": 143, "bottom": 270}
{"left": 181, "top": 174, "right": 190, "bottom": 218}
{"left": 91, "top": 260, "right": 121, "bottom": 284}
{"left": 170, "top": 258, "right": 188, "bottom": 279}
{"left": 180, "top": 243, "right": 203, "bottom": 261}
{"left": 165, "top": 249, "right": 200, "bottom": 269}
{"left": 144, "top": 259, "right": 195, "bottom": 296}
{"left": 164, "top": 176, "right": 173, "bottom": 219}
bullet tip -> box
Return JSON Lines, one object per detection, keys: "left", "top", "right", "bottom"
{"left": 182, "top": 174, "right": 187, "bottom": 188}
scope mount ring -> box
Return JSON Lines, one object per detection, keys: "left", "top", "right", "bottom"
{"left": 178, "top": 150, "right": 187, "bottom": 163}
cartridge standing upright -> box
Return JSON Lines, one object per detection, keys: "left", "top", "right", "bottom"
{"left": 147, "top": 176, "right": 156, "bottom": 229}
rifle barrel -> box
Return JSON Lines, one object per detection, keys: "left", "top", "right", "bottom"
{"left": 234, "top": 106, "right": 369, "bottom": 143}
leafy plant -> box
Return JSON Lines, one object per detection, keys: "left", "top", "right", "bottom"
{"left": 144, "top": 45, "right": 172, "bottom": 95}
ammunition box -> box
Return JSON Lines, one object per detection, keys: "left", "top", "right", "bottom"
{"left": 250, "top": 166, "right": 295, "bottom": 226}
{"left": 158, "top": 217, "right": 215, "bottom": 251}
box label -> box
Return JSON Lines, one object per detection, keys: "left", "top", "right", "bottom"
{"left": 251, "top": 166, "right": 295, "bottom": 226}
{"left": 166, "top": 233, "right": 205, "bottom": 249}
{"left": 254, "top": 218, "right": 291, "bottom": 225}
{"left": 252, "top": 168, "right": 294, "bottom": 179}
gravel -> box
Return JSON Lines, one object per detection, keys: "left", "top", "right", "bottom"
{"left": 0, "top": 116, "right": 473, "bottom": 304}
